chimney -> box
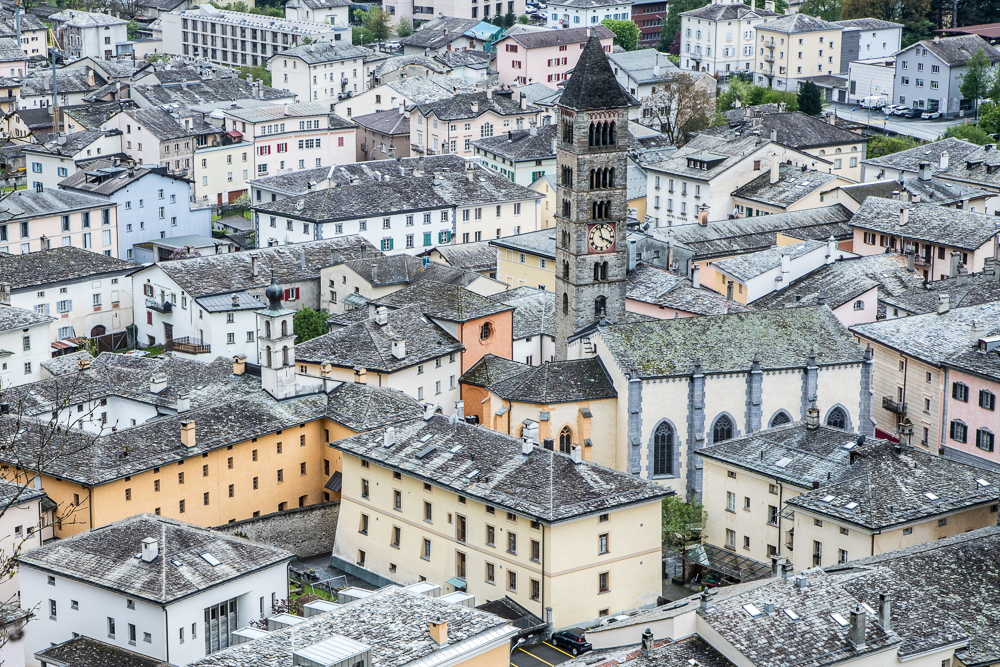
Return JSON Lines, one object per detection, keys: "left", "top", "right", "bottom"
{"left": 691, "top": 264, "right": 701, "bottom": 289}
{"left": 769, "top": 153, "right": 780, "bottom": 184}
{"left": 770, "top": 556, "right": 781, "bottom": 578}
{"left": 781, "top": 559, "right": 794, "bottom": 579}
{"left": 938, "top": 294, "right": 950, "bottom": 314}
{"left": 391, "top": 338, "right": 406, "bottom": 359}
{"left": 87, "top": 67, "right": 95, "bottom": 87}
{"left": 354, "top": 366, "right": 367, "bottom": 384}
{"left": 150, "top": 372, "right": 168, "bottom": 394}
{"left": 795, "top": 573, "right": 808, "bottom": 589}
{"left": 906, "top": 244, "right": 915, "bottom": 272}
{"left": 77, "top": 356, "right": 92, "bottom": 371}
{"left": 764, "top": 0, "right": 774, "bottom": 9}
{"left": 321, "top": 363, "right": 334, "bottom": 378}
{"left": 429, "top": 619, "right": 448, "bottom": 645}
{"left": 383, "top": 426, "right": 396, "bottom": 448}
{"left": 918, "top": 161, "right": 931, "bottom": 181}
{"left": 949, "top": 251, "right": 961, "bottom": 278}
{"left": 826, "top": 236, "right": 837, "bottom": 264}
{"left": 698, "top": 204, "right": 709, "bottom": 226}
{"left": 520, "top": 92, "right": 527, "bottom": 110}
{"left": 972, "top": 320, "right": 985, "bottom": 341}
{"left": 455, "top": 401, "right": 465, "bottom": 420}
{"left": 543, "top": 438, "right": 554, "bottom": 451}
{"left": 640, "top": 629, "right": 654, "bottom": 658}
{"left": 827, "top": 111, "right": 836, "bottom": 125}
{"left": 899, "top": 205, "right": 909, "bottom": 225}
{"left": 877, "top": 593, "right": 890, "bottom": 631}
{"left": 233, "top": 354, "right": 247, "bottom": 375}
{"left": 770, "top": 129, "right": 777, "bottom": 142}
{"left": 699, "top": 589, "right": 716, "bottom": 613}
{"left": 726, "top": 281, "right": 734, "bottom": 300}
{"left": 522, "top": 439, "right": 533, "bottom": 455}
{"left": 300, "top": 248, "right": 306, "bottom": 268}
{"left": 375, "top": 306, "right": 389, "bottom": 326}
{"left": 571, "top": 444, "right": 582, "bottom": 464}
{"left": 0, "top": 282, "right": 10, "bottom": 305}
{"left": 180, "top": 420, "right": 196, "bottom": 448}
{"left": 848, "top": 605, "right": 867, "bottom": 651}
{"left": 940, "top": 151, "right": 949, "bottom": 170}
{"left": 891, "top": 190, "right": 899, "bottom": 201}
{"left": 912, "top": 194, "right": 920, "bottom": 203}
{"left": 470, "top": 101, "right": 479, "bottom": 114}
{"left": 176, "top": 390, "right": 190, "bottom": 413}
{"left": 985, "top": 257, "right": 999, "bottom": 282}
{"left": 284, "top": 103, "right": 291, "bottom": 116}
{"left": 418, "top": 155, "right": 425, "bottom": 175}
{"left": 806, "top": 404, "right": 819, "bottom": 430}
{"left": 763, "top": 600, "right": 775, "bottom": 614}
{"left": 957, "top": 266, "right": 969, "bottom": 286}
{"left": 627, "top": 238, "right": 637, "bottom": 272}
{"left": 780, "top": 252, "right": 790, "bottom": 277}
{"left": 140, "top": 537, "right": 158, "bottom": 563}
{"left": 232, "top": 294, "right": 240, "bottom": 308}
{"left": 250, "top": 252, "right": 259, "bottom": 277}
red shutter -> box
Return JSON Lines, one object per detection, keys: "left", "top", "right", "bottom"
{"left": 147, "top": 311, "right": 152, "bottom": 324}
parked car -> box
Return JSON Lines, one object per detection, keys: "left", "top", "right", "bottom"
{"left": 383, "top": 41, "right": 400, "bottom": 50}
{"left": 882, "top": 104, "right": 897, "bottom": 115}
{"left": 551, "top": 629, "right": 593, "bottom": 656}
{"left": 921, "top": 110, "right": 942, "bottom": 119}
{"left": 904, "top": 107, "right": 923, "bottom": 118}
{"left": 892, "top": 106, "right": 911, "bottom": 116}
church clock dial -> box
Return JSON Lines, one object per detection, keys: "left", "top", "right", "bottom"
{"left": 588, "top": 223, "right": 616, "bottom": 252}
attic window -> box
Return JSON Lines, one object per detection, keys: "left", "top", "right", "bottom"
{"left": 821, "top": 495, "right": 835, "bottom": 503}
{"left": 976, "top": 478, "right": 992, "bottom": 487}
{"left": 783, "top": 609, "right": 800, "bottom": 621}
{"left": 830, "top": 613, "right": 850, "bottom": 627}
{"left": 774, "top": 457, "right": 792, "bottom": 468}
{"left": 200, "top": 553, "right": 222, "bottom": 566}
{"left": 923, "top": 492, "right": 939, "bottom": 500}
{"left": 742, "top": 604, "right": 763, "bottom": 618}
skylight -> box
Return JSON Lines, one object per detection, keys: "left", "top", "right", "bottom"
{"left": 842, "top": 441, "right": 856, "bottom": 450}
{"left": 861, "top": 603, "right": 876, "bottom": 615}
{"left": 844, "top": 501, "right": 859, "bottom": 510}
{"left": 976, "top": 478, "right": 991, "bottom": 487}
{"left": 924, "top": 492, "right": 939, "bottom": 500}
{"left": 200, "top": 553, "right": 222, "bottom": 566}
{"left": 171, "top": 559, "right": 183, "bottom": 567}
{"left": 742, "top": 604, "right": 762, "bottom": 618}
{"left": 830, "top": 613, "right": 850, "bottom": 627}
{"left": 821, "top": 495, "right": 835, "bottom": 503}
{"left": 775, "top": 457, "right": 792, "bottom": 468}
{"left": 783, "top": 609, "right": 800, "bottom": 621}
{"left": 420, "top": 434, "right": 434, "bottom": 442}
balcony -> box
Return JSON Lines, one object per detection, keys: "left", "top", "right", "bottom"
{"left": 882, "top": 396, "right": 907, "bottom": 415}
{"left": 915, "top": 254, "right": 931, "bottom": 267}
{"left": 166, "top": 337, "right": 211, "bottom": 355}
{"left": 145, "top": 298, "right": 172, "bottom": 314}
{"left": 763, "top": 54, "right": 774, "bottom": 63}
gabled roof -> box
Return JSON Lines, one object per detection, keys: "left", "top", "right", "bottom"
{"left": 901, "top": 34, "right": 1000, "bottom": 67}
{"left": 274, "top": 40, "right": 377, "bottom": 65}
{"left": 0, "top": 189, "right": 111, "bottom": 221}
{"left": 374, "top": 280, "right": 513, "bottom": 322}
{"left": 472, "top": 124, "right": 556, "bottom": 162}
{"left": 0, "top": 304, "right": 53, "bottom": 333}
{"left": 680, "top": 1, "right": 778, "bottom": 19}
{"left": 414, "top": 90, "right": 541, "bottom": 121}
{"left": 848, "top": 197, "right": 1000, "bottom": 251}
{"left": 461, "top": 353, "right": 529, "bottom": 388}
{"left": 59, "top": 159, "right": 190, "bottom": 196}
{"left": 64, "top": 100, "right": 138, "bottom": 130}
{"left": 18, "top": 514, "right": 293, "bottom": 604}
{"left": 352, "top": 108, "right": 410, "bottom": 136}
{"left": 714, "top": 240, "right": 827, "bottom": 283}
{"left": 862, "top": 137, "right": 978, "bottom": 173}
{"left": 837, "top": 176, "right": 991, "bottom": 206}
{"left": 372, "top": 53, "right": 448, "bottom": 78}
{"left": 504, "top": 24, "right": 612, "bottom": 49}
{"left": 881, "top": 271, "right": 1000, "bottom": 317}
{"left": 607, "top": 48, "right": 679, "bottom": 85}
{"left": 488, "top": 286, "right": 555, "bottom": 339}
{"left": 36, "top": 637, "right": 170, "bottom": 667}
{"left": 833, "top": 17, "right": 902, "bottom": 30}
{"left": 0, "top": 37, "right": 25, "bottom": 62}
{"left": 935, "top": 142, "right": 1000, "bottom": 189}
{"left": 430, "top": 241, "right": 497, "bottom": 273}
{"left": 398, "top": 17, "right": 489, "bottom": 49}
{"left": 732, "top": 166, "right": 840, "bottom": 209}
{"left": 490, "top": 228, "right": 556, "bottom": 259}
{"left": 131, "top": 78, "right": 293, "bottom": 107}
{"left": 19, "top": 70, "right": 103, "bottom": 98}
{"left": 49, "top": 9, "right": 127, "bottom": 26}
{"left": 384, "top": 74, "right": 478, "bottom": 104}
{"left": 0, "top": 247, "right": 138, "bottom": 290}
{"left": 559, "top": 34, "right": 630, "bottom": 111}
{"left": 702, "top": 111, "right": 866, "bottom": 149}
{"left": 757, "top": 13, "right": 841, "bottom": 33}
{"left": 486, "top": 358, "right": 617, "bottom": 403}
{"left": 339, "top": 253, "right": 471, "bottom": 287}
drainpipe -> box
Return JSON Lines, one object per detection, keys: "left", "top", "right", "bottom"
{"left": 164, "top": 605, "right": 170, "bottom": 663}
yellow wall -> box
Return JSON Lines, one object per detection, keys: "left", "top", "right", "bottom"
{"left": 629, "top": 195, "right": 647, "bottom": 223}
{"left": 496, "top": 247, "right": 555, "bottom": 291}
{"left": 710, "top": 269, "right": 749, "bottom": 304}
{"left": 530, "top": 178, "right": 556, "bottom": 230}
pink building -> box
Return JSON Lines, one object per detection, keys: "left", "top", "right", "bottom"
{"left": 943, "top": 350, "right": 1000, "bottom": 469}
{"left": 625, "top": 263, "right": 750, "bottom": 318}
{"left": 495, "top": 25, "right": 613, "bottom": 86}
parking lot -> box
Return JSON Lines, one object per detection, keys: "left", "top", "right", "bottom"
{"left": 511, "top": 641, "right": 577, "bottom": 667}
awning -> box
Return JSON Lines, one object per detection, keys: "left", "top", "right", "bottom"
{"left": 324, "top": 471, "right": 343, "bottom": 492}
{"left": 682, "top": 543, "right": 771, "bottom": 583}
{"left": 343, "top": 293, "right": 370, "bottom": 307}
{"left": 226, "top": 129, "right": 243, "bottom": 138}
{"left": 445, "top": 577, "right": 467, "bottom": 590}
{"left": 51, "top": 340, "right": 77, "bottom": 350}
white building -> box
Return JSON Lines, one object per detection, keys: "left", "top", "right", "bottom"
{"left": 48, "top": 9, "right": 129, "bottom": 60}
{"left": 267, "top": 41, "right": 383, "bottom": 105}
{"left": 0, "top": 302, "right": 54, "bottom": 388}
{"left": 284, "top": 0, "right": 353, "bottom": 25}
{"left": 0, "top": 481, "right": 54, "bottom": 605}
{"left": 19, "top": 514, "right": 293, "bottom": 667}
{"left": 678, "top": 0, "right": 779, "bottom": 75}
{"left": 22, "top": 131, "right": 125, "bottom": 192}
{"left": 546, "top": 0, "right": 633, "bottom": 29}
{"left": 847, "top": 57, "right": 895, "bottom": 104}
{"left": 834, "top": 17, "right": 902, "bottom": 64}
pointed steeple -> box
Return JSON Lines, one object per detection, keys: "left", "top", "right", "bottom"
{"left": 559, "top": 33, "right": 629, "bottom": 111}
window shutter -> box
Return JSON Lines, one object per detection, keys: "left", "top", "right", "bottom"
{"left": 67, "top": 299, "right": 72, "bottom": 312}
{"left": 44, "top": 303, "right": 50, "bottom": 315}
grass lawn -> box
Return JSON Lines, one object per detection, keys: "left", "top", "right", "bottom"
{"left": 291, "top": 583, "right": 336, "bottom": 603}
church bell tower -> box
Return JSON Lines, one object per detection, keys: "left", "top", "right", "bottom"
{"left": 554, "top": 32, "right": 630, "bottom": 360}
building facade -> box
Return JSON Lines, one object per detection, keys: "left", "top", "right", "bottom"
{"left": 680, "top": 0, "right": 778, "bottom": 75}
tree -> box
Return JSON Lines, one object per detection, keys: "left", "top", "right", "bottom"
{"left": 239, "top": 65, "right": 272, "bottom": 87}
{"left": 661, "top": 0, "right": 709, "bottom": 56}
{"left": 127, "top": 19, "right": 139, "bottom": 39}
{"left": 639, "top": 72, "right": 717, "bottom": 145}
{"left": 901, "top": 19, "right": 933, "bottom": 47}
{"left": 717, "top": 78, "right": 798, "bottom": 113}
{"left": 503, "top": 9, "right": 516, "bottom": 26}
{"left": 961, "top": 48, "right": 991, "bottom": 120}
{"left": 795, "top": 0, "right": 843, "bottom": 20}
{"left": 866, "top": 133, "right": 923, "bottom": 158}
{"left": 978, "top": 100, "right": 1000, "bottom": 134}
{"left": 293, "top": 307, "right": 329, "bottom": 343}
{"left": 942, "top": 122, "right": 993, "bottom": 144}
{"left": 352, "top": 26, "right": 365, "bottom": 45}
{"left": 657, "top": 21, "right": 673, "bottom": 52}
{"left": 397, "top": 15, "right": 414, "bottom": 38}
{"left": 356, "top": 7, "right": 394, "bottom": 45}
{"left": 517, "top": 13, "right": 531, "bottom": 23}
{"left": 600, "top": 18, "right": 640, "bottom": 51}
{"left": 797, "top": 81, "right": 823, "bottom": 115}
{"left": 300, "top": 36, "right": 315, "bottom": 45}
{"left": 842, "top": 0, "right": 931, "bottom": 29}
{"left": 749, "top": 0, "right": 788, "bottom": 14}
{"left": 662, "top": 495, "right": 707, "bottom": 581}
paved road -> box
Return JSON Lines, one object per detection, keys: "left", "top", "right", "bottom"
{"left": 511, "top": 641, "right": 578, "bottom": 667}
{"left": 826, "top": 101, "right": 967, "bottom": 140}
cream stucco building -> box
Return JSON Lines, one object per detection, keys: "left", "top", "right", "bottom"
{"left": 754, "top": 14, "right": 843, "bottom": 93}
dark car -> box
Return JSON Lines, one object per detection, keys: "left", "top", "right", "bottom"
{"left": 904, "top": 107, "right": 923, "bottom": 118}
{"left": 551, "top": 628, "right": 593, "bottom": 656}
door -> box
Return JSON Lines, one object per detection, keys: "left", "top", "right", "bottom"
{"left": 164, "top": 323, "right": 173, "bottom": 343}
{"left": 217, "top": 193, "right": 223, "bottom": 206}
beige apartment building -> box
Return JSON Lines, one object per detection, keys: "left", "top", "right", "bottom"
{"left": 754, "top": 14, "right": 842, "bottom": 92}
{"left": 331, "top": 415, "right": 669, "bottom": 628}
{"left": 192, "top": 140, "right": 253, "bottom": 207}
{"left": 0, "top": 189, "right": 119, "bottom": 256}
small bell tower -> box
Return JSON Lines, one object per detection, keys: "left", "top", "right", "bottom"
{"left": 257, "top": 276, "right": 297, "bottom": 400}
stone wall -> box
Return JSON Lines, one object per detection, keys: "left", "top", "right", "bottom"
{"left": 214, "top": 501, "right": 340, "bottom": 558}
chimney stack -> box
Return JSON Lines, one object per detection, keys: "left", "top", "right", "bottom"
{"left": 455, "top": 401, "right": 465, "bottom": 420}
{"left": 769, "top": 153, "right": 779, "bottom": 184}
{"left": 940, "top": 151, "right": 949, "bottom": 170}
{"left": 180, "top": 420, "right": 196, "bottom": 448}
{"left": 543, "top": 438, "right": 554, "bottom": 450}
{"left": 763, "top": 600, "right": 775, "bottom": 614}
{"left": 250, "top": 252, "right": 259, "bottom": 277}
{"left": 795, "top": 573, "right": 808, "bottom": 589}
{"left": 877, "top": 592, "right": 890, "bottom": 631}
{"left": 937, "top": 294, "right": 950, "bottom": 315}
{"left": 140, "top": 538, "right": 159, "bottom": 563}
{"left": 805, "top": 404, "right": 820, "bottom": 430}
{"left": 826, "top": 236, "right": 837, "bottom": 264}
{"left": 848, "top": 605, "right": 867, "bottom": 650}
{"left": 627, "top": 238, "right": 637, "bottom": 272}
{"left": 176, "top": 390, "right": 190, "bottom": 413}
{"left": 0, "top": 282, "right": 10, "bottom": 305}
{"left": 375, "top": 306, "right": 389, "bottom": 326}
{"left": 640, "top": 629, "right": 654, "bottom": 658}
{"left": 522, "top": 438, "right": 533, "bottom": 455}
{"left": 354, "top": 366, "right": 367, "bottom": 384}
{"left": 150, "top": 372, "right": 168, "bottom": 394}
{"left": 780, "top": 252, "right": 790, "bottom": 276}
{"left": 771, "top": 556, "right": 781, "bottom": 578}
{"left": 906, "top": 244, "right": 915, "bottom": 272}
{"left": 949, "top": 251, "right": 961, "bottom": 278}
{"left": 232, "top": 294, "right": 240, "bottom": 308}
{"left": 698, "top": 204, "right": 709, "bottom": 226}
{"left": 77, "top": 356, "right": 92, "bottom": 371}
{"left": 918, "top": 161, "right": 931, "bottom": 181}
{"left": 699, "top": 589, "right": 716, "bottom": 613}
{"left": 391, "top": 338, "right": 406, "bottom": 359}
{"left": 691, "top": 263, "right": 701, "bottom": 289}
{"left": 383, "top": 426, "right": 396, "bottom": 448}
{"left": 429, "top": 619, "right": 448, "bottom": 645}
{"left": 972, "top": 320, "right": 985, "bottom": 341}
{"left": 781, "top": 559, "right": 794, "bottom": 579}
{"left": 727, "top": 281, "right": 734, "bottom": 301}
{"left": 899, "top": 205, "right": 909, "bottom": 226}
{"left": 233, "top": 354, "right": 247, "bottom": 375}
{"left": 571, "top": 444, "right": 582, "bottom": 464}
{"left": 770, "top": 129, "right": 777, "bottom": 142}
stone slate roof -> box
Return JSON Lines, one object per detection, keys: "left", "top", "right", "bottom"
{"left": 156, "top": 237, "right": 377, "bottom": 298}
{"left": 414, "top": 90, "right": 541, "bottom": 121}
{"left": 680, "top": 2, "right": 778, "bottom": 19}
{"left": 430, "top": 241, "right": 497, "bottom": 272}
{"left": 654, "top": 285, "right": 755, "bottom": 316}
{"left": 188, "top": 586, "right": 515, "bottom": 667}
{"left": 472, "top": 124, "right": 556, "bottom": 162}
{"left": 0, "top": 247, "right": 137, "bottom": 290}
{"left": 667, "top": 205, "right": 853, "bottom": 260}
{"left": 838, "top": 177, "right": 991, "bottom": 206}
{"left": 20, "top": 70, "right": 102, "bottom": 98}
{"left": 548, "top": 0, "right": 631, "bottom": 7}
{"left": 22, "top": 130, "right": 108, "bottom": 158}
{"left": 36, "top": 637, "right": 171, "bottom": 667}
{"left": 0, "top": 189, "right": 110, "bottom": 221}
{"left": 64, "top": 100, "right": 138, "bottom": 131}
{"left": 489, "top": 286, "right": 555, "bottom": 339}
{"left": 372, "top": 53, "right": 448, "bottom": 78}
{"left": 862, "top": 137, "right": 978, "bottom": 174}
{"left": 847, "top": 526, "right": 1000, "bottom": 666}
{"left": 732, "top": 166, "right": 840, "bottom": 209}
{"left": 292, "top": 0, "right": 353, "bottom": 9}
{"left": 122, "top": 107, "right": 200, "bottom": 141}
{"left": 600, "top": 304, "right": 864, "bottom": 378}
{"left": 460, "top": 353, "right": 529, "bottom": 388}
{"left": 561, "top": 636, "right": 731, "bottom": 667}
{"left": 786, "top": 439, "right": 1000, "bottom": 529}
{"left": 944, "top": 341, "right": 1000, "bottom": 382}
{"left": 249, "top": 154, "right": 468, "bottom": 195}
{"left": 334, "top": 415, "right": 670, "bottom": 522}
{"left": 851, "top": 301, "right": 1000, "bottom": 365}
{"left": 435, "top": 49, "right": 490, "bottom": 69}
{"left": 703, "top": 111, "right": 865, "bottom": 149}
{"left": 699, "top": 422, "right": 862, "bottom": 489}
{"left": 908, "top": 34, "right": 1000, "bottom": 67}
{"left": 559, "top": 35, "right": 630, "bottom": 111}
{"left": 19, "top": 514, "right": 293, "bottom": 603}
{"left": 195, "top": 292, "right": 265, "bottom": 313}
{"left": 490, "top": 228, "right": 556, "bottom": 259}
{"left": 849, "top": 197, "right": 1000, "bottom": 251}
{"left": 384, "top": 74, "right": 478, "bottom": 104}
{"left": 486, "top": 358, "right": 616, "bottom": 403}
{"left": 341, "top": 253, "right": 471, "bottom": 287}
{"left": 275, "top": 40, "right": 377, "bottom": 65}
{"left": 224, "top": 102, "right": 350, "bottom": 126}
{"left": 60, "top": 160, "right": 190, "bottom": 196}
{"left": 758, "top": 13, "right": 841, "bottom": 33}
{"left": 751, "top": 254, "right": 925, "bottom": 311}
{"left": 294, "top": 305, "right": 463, "bottom": 371}
{"left": 0, "top": 36, "right": 23, "bottom": 62}
{"left": 625, "top": 262, "right": 685, "bottom": 303}
{"left": 505, "top": 25, "right": 612, "bottom": 49}
{"left": 713, "top": 240, "right": 826, "bottom": 283}
{"left": 833, "top": 17, "right": 902, "bottom": 29}
{"left": 0, "top": 10, "right": 46, "bottom": 34}
{"left": 49, "top": 9, "right": 127, "bottom": 26}
{"left": 647, "top": 133, "right": 786, "bottom": 181}
{"left": 373, "top": 280, "right": 513, "bottom": 322}
{"left": 935, "top": 142, "right": 1000, "bottom": 189}
{"left": 607, "top": 49, "right": 679, "bottom": 85}
{"left": 40, "top": 350, "right": 95, "bottom": 377}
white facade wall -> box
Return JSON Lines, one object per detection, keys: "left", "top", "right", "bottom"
{"left": 0, "top": 320, "right": 52, "bottom": 389}
{"left": 269, "top": 54, "right": 374, "bottom": 105}
{"left": 513, "top": 334, "right": 554, "bottom": 365}
{"left": 10, "top": 273, "right": 133, "bottom": 342}
{"left": 0, "top": 496, "right": 46, "bottom": 604}
{"left": 546, "top": 1, "right": 632, "bottom": 29}
{"left": 104, "top": 114, "right": 168, "bottom": 171}
{"left": 25, "top": 135, "right": 123, "bottom": 192}
{"left": 192, "top": 143, "right": 253, "bottom": 209}
{"left": 256, "top": 207, "right": 454, "bottom": 252}
{"left": 855, "top": 27, "right": 901, "bottom": 60}
{"left": 59, "top": 20, "right": 128, "bottom": 60}
{"left": 284, "top": 1, "right": 350, "bottom": 25}
{"left": 847, "top": 59, "right": 894, "bottom": 104}
{"left": 735, "top": 245, "right": 856, "bottom": 302}
{"left": 680, "top": 13, "right": 759, "bottom": 74}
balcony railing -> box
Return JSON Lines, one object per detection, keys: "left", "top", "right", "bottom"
{"left": 145, "top": 298, "right": 172, "bottom": 314}
{"left": 166, "top": 337, "right": 211, "bottom": 355}
{"left": 882, "top": 396, "right": 907, "bottom": 415}
{"left": 764, "top": 54, "right": 774, "bottom": 63}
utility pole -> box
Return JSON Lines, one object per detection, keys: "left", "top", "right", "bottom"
{"left": 14, "top": 0, "right": 20, "bottom": 59}
{"left": 51, "top": 50, "right": 57, "bottom": 137}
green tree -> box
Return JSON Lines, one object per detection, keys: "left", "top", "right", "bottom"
{"left": 397, "top": 15, "right": 414, "bottom": 37}
{"left": 127, "top": 19, "right": 139, "bottom": 39}
{"left": 661, "top": 0, "right": 709, "bottom": 55}
{"left": 657, "top": 21, "right": 673, "bottom": 52}
{"left": 517, "top": 13, "right": 531, "bottom": 23}
{"left": 797, "top": 80, "right": 823, "bottom": 115}
{"left": 978, "top": 101, "right": 1000, "bottom": 135}
{"left": 749, "top": 0, "right": 788, "bottom": 14}
{"left": 942, "top": 123, "right": 992, "bottom": 144}
{"left": 300, "top": 36, "right": 315, "bottom": 45}
{"left": 717, "top": 79, "right": 798, "bottom": 113}
{"left": 503, "top": 9, "right": 516, "bottom": 26}
{"left": 795, "top": 0, "right": 842, "bottom": 20}
{"left": 601, "top": 18, "right": 640, "bottom": 51}
{"left": 662, "top": 495, "right": 707, "bottom": 580}
{"left": 352, "top": 26, "right": 365, "bottom": 45}
{"left": 239, "top": 65, "right": 271, "bottom": 87}
{"left": 356, "top": 6, "right": 394, "bottom": 45}
{"left": 293, "top": 307, "right": 329, "bottom": 343}
{"left": 866, "top": 134, "right": 923, "bottom": 159}
{"left": 901, "top": 19, "right": 933, "bottom": 47}
{"left": 961, "top": 48, "right": 991, "bottom": 120}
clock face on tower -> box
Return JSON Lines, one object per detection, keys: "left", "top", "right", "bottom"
{"left": 588, "top": 223, "right": 616, "bottom": 252}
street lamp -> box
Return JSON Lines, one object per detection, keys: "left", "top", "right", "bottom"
{"left": 510, "top": 638, "right": 525, "bottom": 654}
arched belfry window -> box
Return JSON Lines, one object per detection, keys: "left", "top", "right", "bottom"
{"left": 827, "top": 407, "right": 847, "bottom": 429}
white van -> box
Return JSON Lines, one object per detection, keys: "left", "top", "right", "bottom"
{"left": 859, "top": 96, "right": 887, "bottom": 109}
